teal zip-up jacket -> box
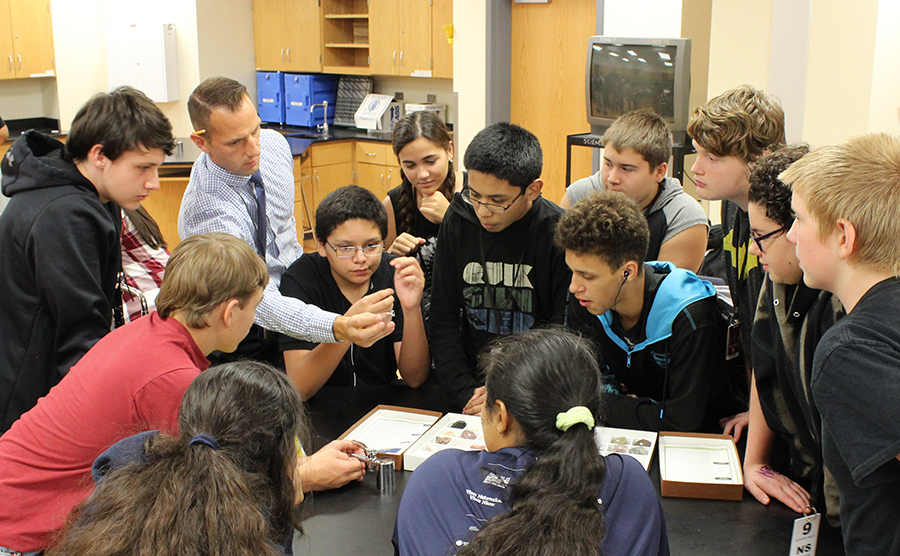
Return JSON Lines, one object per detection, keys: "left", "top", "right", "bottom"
{"left": 568, "top": 262, "right": 743, "bottom": 432}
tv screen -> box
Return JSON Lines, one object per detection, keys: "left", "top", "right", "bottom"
{"left": 585, "top": 37, "right": 690, "bottom": 142}
{"left": 590, "top": 43, "right": 677, "bottom": 121}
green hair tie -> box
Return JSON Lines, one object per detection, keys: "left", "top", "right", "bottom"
{"left": 555, "top": 406, "right": 595, "bottom": 432}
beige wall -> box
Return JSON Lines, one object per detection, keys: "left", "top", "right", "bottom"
{"left": 48, "top": 0, "right": 254, "bottom": 137}
{"left": 868, "top": 0, "right": 900, "bottom": 135}
{"left": 451, "top": 0, "right": 488, "bottom": 163}
{"left": 707, "top": 0, "right": 773, "bottom": 98}
{"left": 802, "top": 0, "right": 879, "bottom": 145}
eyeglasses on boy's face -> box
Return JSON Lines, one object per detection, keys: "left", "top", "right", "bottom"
{"left": 460, "top": 188, "right": 524, "bottom": 214}
{"left": 749, "top": 227, "right": 786, "bottom": 253}
{"left": 325, "top": 242, "right": 385, "bottom": 258}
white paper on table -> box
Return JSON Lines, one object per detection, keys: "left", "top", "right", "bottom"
{"left": 343, "top": 409, "right": 438, "bottom": 454}
{"left": 661, "top": 445, "right": 739, "bottom": 483}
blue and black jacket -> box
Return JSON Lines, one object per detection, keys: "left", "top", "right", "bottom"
{"left": 569, "top": 262, "right": 744, "bottom": 432}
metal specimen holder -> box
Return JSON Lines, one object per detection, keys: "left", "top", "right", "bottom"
{"left": 355, "top": 445, "right": 396, "bottom": 495}
{"left": 374, "top": 457, "right": 395, "bottom": 495}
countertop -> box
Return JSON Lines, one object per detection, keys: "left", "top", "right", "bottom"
{"left": 4, "top": 125, "right": 390, "bottom": 166}
{"left": 161, "top": 125, "right": 393, "bottom": 166}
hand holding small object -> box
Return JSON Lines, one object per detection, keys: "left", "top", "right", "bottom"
{"left": 388, "top": 232, "right": 426, "bottom": 256}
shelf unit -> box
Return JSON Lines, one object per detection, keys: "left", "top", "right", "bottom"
{"left": 322, "top": 0, "right": 369, "bottom": 74}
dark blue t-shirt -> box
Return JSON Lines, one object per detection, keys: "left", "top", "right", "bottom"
{"left": 393, "top": 446, "right": 669, "bottom": 556}
{"left": 812, "top": 277, "right": 900, "bottom": 555}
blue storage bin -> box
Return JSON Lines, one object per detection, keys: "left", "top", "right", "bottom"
{"left": 257, "top": 72, "right": 285, "bottom": 124}
{"left": 284, "top": 73, "right": 339, "bottom": 127}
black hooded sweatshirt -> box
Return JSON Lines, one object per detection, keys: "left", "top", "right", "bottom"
{"left": 0, "top": 131, "right": 120, "bottom": 432}
{"left": 429, "top": 193, "right": 571, "bottom": 409}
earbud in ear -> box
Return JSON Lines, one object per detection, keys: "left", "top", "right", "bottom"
{"left": 623, "top": 270, "right": 630, "bottom": 278}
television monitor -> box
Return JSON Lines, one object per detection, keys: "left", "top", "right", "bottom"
{"left": 586, "top": 36, "right": 691, "bottom": 144}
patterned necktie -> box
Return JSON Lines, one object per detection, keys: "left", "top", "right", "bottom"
{"left": 249, "top": 171, "right": 267, "bottom": 259}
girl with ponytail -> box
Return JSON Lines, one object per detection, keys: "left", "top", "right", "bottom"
{"left": 382, "top": 111, "right": 464, "bottom": 319}
{"left": 393, "top": 328, "right": 669, "bottom": 556}
{"left": 46, "top": 361, "right": 306, "bottom": 556}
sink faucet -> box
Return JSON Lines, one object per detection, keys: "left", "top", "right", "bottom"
{"left": 310, "top": 101, "right": 329, "bottom": 137}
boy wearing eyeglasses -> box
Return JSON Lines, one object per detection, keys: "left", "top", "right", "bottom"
{"left": 278, "top": 186, "right": 429, "bottom": 401}
{"left": 430, "top": 123, "right": 571, "bottom": 414}
{"left": 742, "top": 145, "right": 843, "bottom": 523}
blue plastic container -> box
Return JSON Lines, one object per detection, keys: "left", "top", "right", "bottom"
{"left": 257, "top": 72, "right": 285, "bottom": 124}
{"left": 284, "top": 73, "right": 339, "bottom": 127}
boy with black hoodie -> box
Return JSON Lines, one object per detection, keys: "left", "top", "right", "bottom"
{"left": 430, "top": 123, "right": 570, "bottom": 414}
{"left": 558, "top": 192, "right": 743, "bottom": 432}
{"left": 0, "top": 87, "right": 175, "bottom": 432}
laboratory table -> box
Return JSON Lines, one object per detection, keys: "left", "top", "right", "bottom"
{"left": 292, "top": 385, "right": 845, "bottom": 556}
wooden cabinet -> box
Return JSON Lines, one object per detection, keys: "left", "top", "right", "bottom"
{"left": 321, "top": 0, "right": 369, "bottom": 74}
{"left": 355, "top": 140, "right": 401, "bottom": 198}
{"left": 319, "top": 0, "right": 449, "bottom": 78}
{"left": 142, "top": 171, "right": 190, "bottom": 249}
{"left": 293, "top": 154, "right": 315, "bottom": 243}
{"left": 369, "top": 0, "right": 432, "bottom": 77}
{"left": 308, "top": 141, "right": 354, "bottom": 217}
{"left": 0, "top": 0, "right": 54, "bottom": 80}
{"left": 432, "top": 0, "right": 453, "bottom": 79}
{"left": 252, "top": 0, "right": 321, "bottom": 72}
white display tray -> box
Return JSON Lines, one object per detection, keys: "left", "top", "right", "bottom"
{"left": 403, "top": 413, "right": 484, "bottom": 471}
{"left": 339, "top": 405, "right": 442, "bottom": 468}
{"left": 595, "top": 426, "right": 657, "bottom": 471}
{"left": 658, "top": 432, "right": 744, "bottom": 500}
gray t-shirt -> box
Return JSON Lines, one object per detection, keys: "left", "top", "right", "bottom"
{"left": 566, "top": 174, "right": 708, "bottom": 246}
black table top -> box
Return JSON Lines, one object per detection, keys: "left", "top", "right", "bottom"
{"left": 293, "top": 386, "right": 845, "bottom": 556}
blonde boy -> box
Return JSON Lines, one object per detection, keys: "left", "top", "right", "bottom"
{"left": 781, "top": 133, "right": 900, "bottom": 556}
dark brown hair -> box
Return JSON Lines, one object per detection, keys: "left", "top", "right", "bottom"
{"left": 391, "top": 111, "right": 455, "bottom": 235}
{"left": 124, "top": 206, "right": 167, "bottom": 250}
{"left": 65, "top": 86, "right": 175, "bottom": 162}
{"left": 188, "top": 76, "right": 249, "bottom": 134}
{"left": 748, "top": 144, "right": 809, "bottom": 229}
{"left": 555, "top": 191, "right": 650, "bottom": 269}
{"left": 46, "top": 361, "right": 306, "bottom": 556}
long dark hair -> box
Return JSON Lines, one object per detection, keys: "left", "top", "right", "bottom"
{"left": 47, "top": 361, "right": 306, "bottom": 556}
{"left": 458, "top": 328, "right": 607, "bottom": 556}
{"left": 391, "top": 111, "right": 455, "bottom": 235}
{"left": 124, "top": 205, "right": 167, "bottom": 249}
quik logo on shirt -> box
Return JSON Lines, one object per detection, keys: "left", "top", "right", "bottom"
{"left": 462, "top": 262, "right": 534, "bottom": 334}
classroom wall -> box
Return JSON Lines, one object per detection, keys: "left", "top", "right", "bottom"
{"left": 47, "top": 0, "right": 253, "bottom": 137}
{"left": 452, "top": 0, "right": 489, "bottom": 163}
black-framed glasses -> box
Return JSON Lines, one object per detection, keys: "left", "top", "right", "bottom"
{"left": 460, "top": 188, "right": 524, "bottom": 213}
{"left": 749, "top": 228, "right": 785, "bottom": 253}
{"left": 325, "top": 242, "right": 384, "bottom": 258}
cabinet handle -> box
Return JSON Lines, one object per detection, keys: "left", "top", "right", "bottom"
{"left": 315, "top": 173, "right": 320, "bottom": 191}
{"left": 365, "top": 151, "right": 377, "bottom": 157}
{"left": 281, "top": 49, "right": 285, "bottom": 62}
{"left": 17, "top": 55, "right": 22, "bottom": 70}
{"left": 393, "top": 51, "right": 397, "bottom": 66}
{"left": 400, "top": 51, "right": 403, "bottom": 67}
{"left": 286, "top": 48, "right": 291, "bottom": 62}
{"left": 7, "top": 55, "right": 11, "bottom": 71}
